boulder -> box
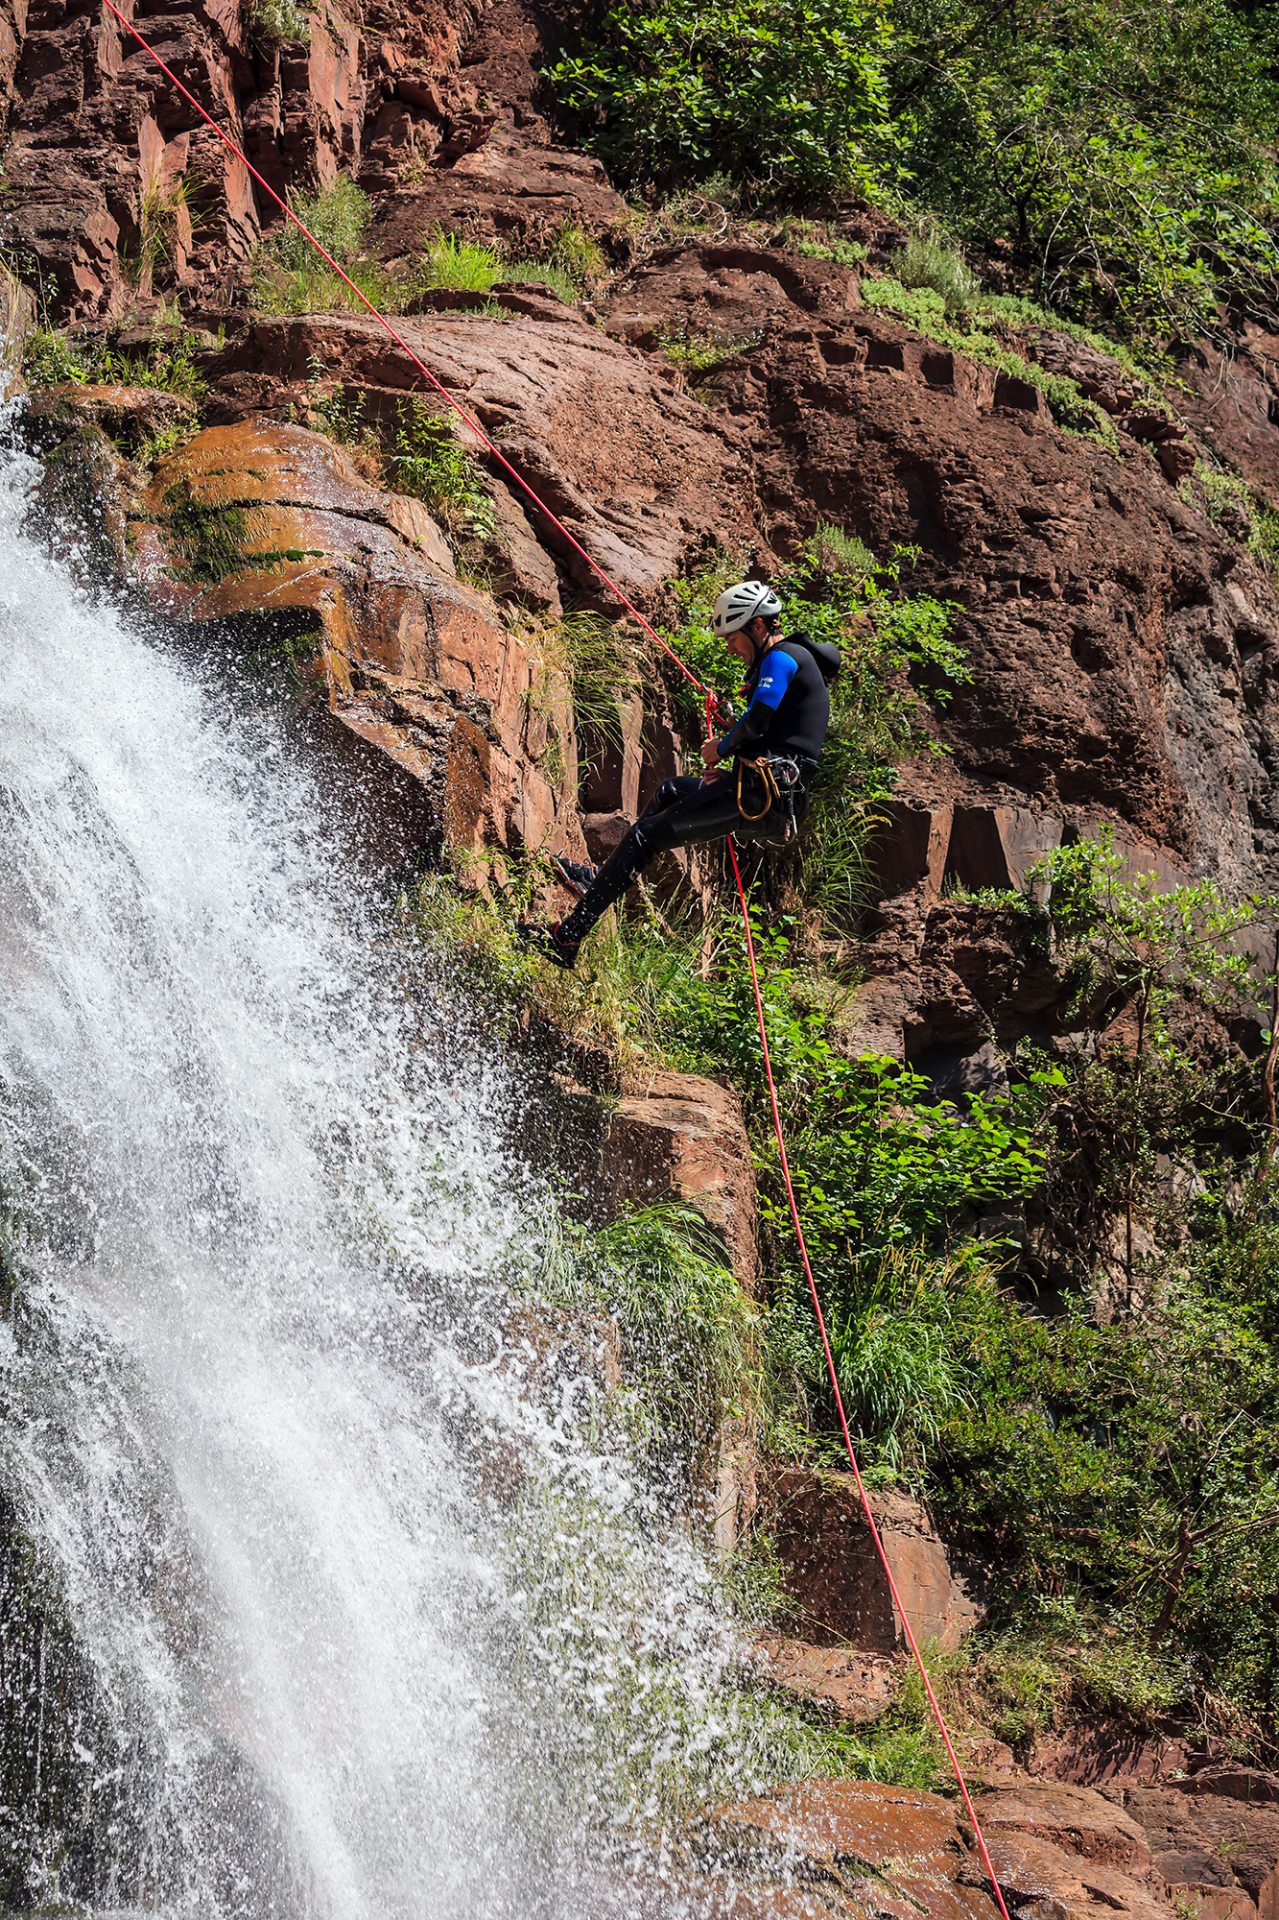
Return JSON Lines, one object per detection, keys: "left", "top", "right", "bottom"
{"left": 974, "top": 1782, "right": 1154, "bottom": 1872}
{"left": 1116, "top": 1773, "right": 1279, "bottom": 1914}
{"left": 766, "top": 1468, "right": 980, "bottom": 1653}
{"left": 698, "top": 1779, "right": 1006, "bottom": 1920}
{"left": 600, "top": 1069, "right": 758, "bottom": 1288}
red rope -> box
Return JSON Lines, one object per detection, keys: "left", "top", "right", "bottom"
{"left": 725, "top": 841, "right": 1012, "bottom": 1920}
{"left": 97, "top": 9, "right": 1008, "bottom": 1907}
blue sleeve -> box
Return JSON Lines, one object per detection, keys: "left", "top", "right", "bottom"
{"left": 749, "top": 648, "right": 799, "bottom": 712}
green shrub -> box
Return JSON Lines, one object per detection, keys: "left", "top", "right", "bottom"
{"left": 550, "top": 0, "right": 896, "bottom": 201}
{"left": 891, "top": 235, "right": 978, "bottom": 316}
{"left": 246, "top": 0, "right": 309, "bottom": 41}
{"left": 22, "top": 326, "right": 208, "bottom": 403}
{"left": 415, "top": 232, "right": 503, "bottom": 293}
{"left": 888, "top": 0, "right": 1279, "bottom": 350}
{"left": 23, "top": 328, "right": 89, "bottom": 386}
{"left": 385, "top": 400, "right": 496, "bottom": 543}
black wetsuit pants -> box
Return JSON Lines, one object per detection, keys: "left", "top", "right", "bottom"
{"left": 557, "top": 767, "right": 808, "bottom": 944}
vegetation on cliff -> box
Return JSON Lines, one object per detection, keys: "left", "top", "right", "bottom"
{"left": 553, "top": 0, "right": 1279, "bottom": 351}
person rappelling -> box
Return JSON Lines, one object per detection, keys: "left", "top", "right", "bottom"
{"left": 518, "top": 581, "right": 839, "bottom": 969}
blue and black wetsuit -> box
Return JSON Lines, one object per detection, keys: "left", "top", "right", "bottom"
{"left": 556, "top": 636, "right": 832, "bottom": 945}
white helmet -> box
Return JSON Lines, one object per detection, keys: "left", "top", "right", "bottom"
{"left": 711, "top": 580, "right": 783, "bottom": 637}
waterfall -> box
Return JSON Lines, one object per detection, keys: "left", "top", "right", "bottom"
{"left": 0, "top": 427, "right": 770, "bottom": 1918}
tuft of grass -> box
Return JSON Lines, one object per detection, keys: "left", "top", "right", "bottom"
{"left": 249, "top": 178, "right": 405, "bottom": 315}
{"left": 891, "top": 235, "right": 979, "bottom": 317}
{"left": 415, "top": 231, "right": 504, "bottom": 293}
{"left": 246, "top": 0, "right": 309, "bottom": 44}
{"left": 385, "top": 399, "right": 496, "bottom": 543}
{"left": 803, "top": 521, "right": 876, "bottom": 584}
{"left": 829, "top": 1244, "right": 979, "bottom": 1485}
{"left": 498, "top": 260, "right": 584, "bottom": 305}
{"left": 125, "top": 174, "right": 200, "bottom": 289}
{"left": 548, "top": 220, "right": 609, "bottom": 293}
{"left": 411, "top": 226, "right": 606, "bottom": 306}
{"left": 659, "top": 326, "right": 757, "bottom": 376}
{"left": 527, "top": 611, "right": 640, "bottom": 755}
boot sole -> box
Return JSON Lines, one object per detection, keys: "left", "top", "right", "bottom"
{"left": 551, "top": 855, "right": 593, "bottom": 900}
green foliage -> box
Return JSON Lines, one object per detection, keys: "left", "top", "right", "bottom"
{"left": 125, "top": 174, "right": 199, "bottom": 288}
{"left": 22, "top": 326, "right": 208, "bottom": 404}
{"left": 249, "top": 179, "right": 400, "bottom": 315}
{"left": 1021, "top": 832, "right": 1272, "bottom": 1290}
{"left": 550, "top": 0, "right": 896, "bottom": 200}
{"left": 659, "top": 326, "right": 756, "bottom": 375}
{"left": 310, "top": 371, "right": 367, "bottom": 446}
{"left": 528, "top": 611, "right": 640, "bottom": 755}
{"left": 931, "top": 1260, "right": 1279, "bottom": 1722}
{"left": 411, "top": 225, "right": 605, "bottom": 306}
{"left": 545, "top": 1201, "right": 759, "bottom": 1468}
{"left": 861, "top": 278, "right": 1119, "bottom": 439}
{"left": 246, "top": 0, "right": 309, "bottom": 41}
{"left": 791, "top": 538, "right": 966, "bottom": 930}
{"left": 1190, "top": 461, "right": 1279, "bottom": 572}
{"left": 784, "top": 220, "right": 869, "bottom": 268}
{"left": 497, "top": 260, "right": 583, "bottom": 304}
{"left": 415, "top": 232, "right": 504, "bottom": 293}
{"left": 385, "top": 400, "right": 496, "bottom": 543}
{"left": 890, "top": 0, "right": 1279, "bottom": 350}
{"left": 891, "top": 234, "right": 978, "bottom": 316}
{"left": 23, "top": 328, "right": 89, "bottom": 386}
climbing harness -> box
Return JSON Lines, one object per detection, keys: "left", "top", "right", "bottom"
{"left": 95, "top": 13, "right": 1012, "bottom": 1913}
{"left": 734, "top": 754, "right": 804, "bottom": 839}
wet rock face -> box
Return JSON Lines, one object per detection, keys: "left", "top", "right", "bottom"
{"left": 129, "top": 412, "right": 587, "bottom": 863}
{"left": 687, "top": 1773, "right": 1279, "bottom": 1920}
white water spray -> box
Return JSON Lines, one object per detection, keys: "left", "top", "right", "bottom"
{"left": 0, "top": 429, "right": 769, "bottom": 1918}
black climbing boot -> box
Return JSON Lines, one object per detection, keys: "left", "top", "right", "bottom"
{"left": 551, "top": 855, "right": 598, "bottom": 900}
{"left": 516, "top": 920, "right": 581, "bottom": 971}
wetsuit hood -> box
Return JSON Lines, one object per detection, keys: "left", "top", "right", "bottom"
{"left": 780, "top": 629, "right": 841, "bottom": 685}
